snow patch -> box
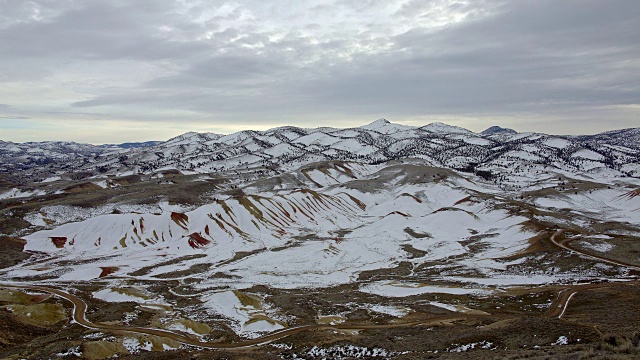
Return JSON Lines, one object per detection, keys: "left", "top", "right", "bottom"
{"left": 360, "top": 281, "right": 491, "bottom": 297}
{"left": 552, "top": 336, "right": 569, "bottom": 345}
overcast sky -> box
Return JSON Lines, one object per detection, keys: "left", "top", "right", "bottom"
{"left": 0, "top": 0, "right": 638, "bottom": 143}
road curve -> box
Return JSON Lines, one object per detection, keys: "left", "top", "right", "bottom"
{"left": 549, "top": 229, "right": 640, "bottom": 271}
{"left": 544, "top": 229, "right": 640, "bottom": 319}
{"left": 0, "top": 283, "right": 480, "bottom": 349}
{"left": 546, "top": 285, "right": 593, "bottom": 319}
{"left": 0, "top": 229, "right": 635, "bottom": 348}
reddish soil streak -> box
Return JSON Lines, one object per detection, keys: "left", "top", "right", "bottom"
{"left": 99, "top": 267, "right": 119, "bottom": 278}
{"left": 188, "top": 232, "right": 210, "bottom": 248}
{"left": 171, "top": 212, "right": 189, "bottom": 229}
{"left": 50, "top": 237, "right": 67, "bottom": 248}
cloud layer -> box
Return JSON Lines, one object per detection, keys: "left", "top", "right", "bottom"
{"left": 1, "top": 0, "right": 638, "bottom": 142}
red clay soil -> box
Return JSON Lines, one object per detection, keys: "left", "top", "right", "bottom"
{"left": 50, "top": 237, "right": 67, "bottom": 248}
{"left": 188, "top": 233, "right": 210, "bottom": 249}
{"left": 99, "top": 267, "right": 119, "bottom": 278}
{"left": 171, "top": 212, "right": 189, "bottom": 229}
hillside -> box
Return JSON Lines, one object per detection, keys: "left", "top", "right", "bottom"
{"left": 2, "top": 120, "right": 639, "bottom": 195}
{"left": 1, "top": 120, "right": 640, "bottom": 359}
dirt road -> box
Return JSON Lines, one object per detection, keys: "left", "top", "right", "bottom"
{"left": 549, "top": 229, "right": 640, "bottom": 271}
{"left": 0, "top": 282, "right": 480, "bottom": 349}
{"left": 544, "top": 229, "right": 639, "bottom": 319}
{"left": 0, "top": 229, "right": 636, "bottom": 348}
{"left": 545, "top": 283, "right": 620, "bottom": 319}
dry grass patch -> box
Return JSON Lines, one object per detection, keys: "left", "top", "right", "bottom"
{"left": 82, "top": 341, "right": 127, "bottom": 360}
{"left": 0, "top": 289, "right": 50, "bottom": 305}
{"left": 170, "top": 318, "right": 212, "bottom": 336}
{"left": 4, "top": 303, "right": 67, "bottom": 327}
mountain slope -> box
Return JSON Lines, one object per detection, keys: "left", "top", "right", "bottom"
{"left": 1, "top": 120, "right": 639, "bottom": 197}
{"left": 2, "top": 126, "right": 640, "bottom": 353}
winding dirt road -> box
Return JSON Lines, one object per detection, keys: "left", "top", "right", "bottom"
{"left": 544, "top": 283, "right": 623, "bottom": 319}
{"left": 1, "top": 229, "right": 637, "bottom": 348}
{"left": 0, "top": 282, "right": 479, "bottom": 349}
{"left": 549, "top": 229, "right": 640, "bottom": 271}
{"left": 546, "top": 287, "right": 578, "bottom": 319}
{"left": 544, "top": 229, "right": 640, "bottom": 319}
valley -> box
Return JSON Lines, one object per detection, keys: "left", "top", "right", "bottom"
{"left": 1, "top": 120, "right": 640, "bottom": 359}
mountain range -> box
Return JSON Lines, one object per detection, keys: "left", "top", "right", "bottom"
{"left": 1, "top": 119, "right": 639, "bottom": 192}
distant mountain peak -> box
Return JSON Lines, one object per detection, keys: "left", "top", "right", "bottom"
{"left": 361, "top": 118, "right": 390, "bottom": 129}
{"left": 166, "top": 131, "right": 222, "bottom": 142}
{"left": 421, "top": 122, "right": 473, "bottom": 134}
{"left": 361, "top": 118, "right": 412, "bottom": 134}
{"left": 481, "top": 126, "right": 517, "bottom": 135}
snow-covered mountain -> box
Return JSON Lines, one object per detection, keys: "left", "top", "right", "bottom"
{"left": 481, "top": 126, "right": 517, "bottom": 135}
{"left": 0, "top": 140, "right": 113, "bottom": 170}
{"left": 2, "top": 120, "right": 640, "bottom": 354}
{"left": 4, "top": 120, "right": 639, "bottom": 283}
{"left": 2, "top": 119, "right": 639, "bottom": 189}
{"left": 0, "top": 139, "right": 158, "bottom": 175}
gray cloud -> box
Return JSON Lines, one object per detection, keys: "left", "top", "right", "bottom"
{"left": 0, "top": 2, "right": 208, "bottom": 61}
{"left": 1, "top": 0, "right": 639, "bottom": 141}
{"left": 0, "top": 115, "right": 30, "bottom": 120}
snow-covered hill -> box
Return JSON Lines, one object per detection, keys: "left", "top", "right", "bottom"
{"left": 2, "top": 120, "right": 639, "bottom": 192}
{"left": 1, "top": 162, "right": 548, "bottom": 286}
{"left": 2, "top": 125, "right": 640, "bottom": 346}
{"left": 5, "top": 157, "right": 639, "bottom": 293}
